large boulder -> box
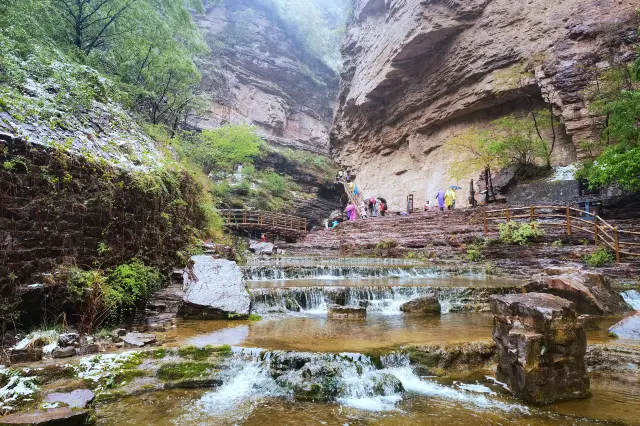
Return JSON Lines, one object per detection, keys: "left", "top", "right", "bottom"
{"left": 400, "top": 296, "right": 441, "bottom": 315}
{"left": 179, "top": 256, "right": 251, "bottom": 319}
{"left": 490, "top": 293, "right": 590, "bottom": 405}
{"left": 249, "top": 242, "right": 275, "bottom": 256}
{"left": 525, "top": 271, "right": 631, "bottom": 315}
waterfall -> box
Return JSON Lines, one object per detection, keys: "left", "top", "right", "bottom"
{"left": 250, "top": 285, "right": 518, "bottom": 314}
{"left": 242, "top": 265, "right": 484, "bottom": 281}
{"left": 621, "top": 290, "right": 640, "bottom": 310}
{"left": 183, "top": 349, "right": 527, "bottom": 420}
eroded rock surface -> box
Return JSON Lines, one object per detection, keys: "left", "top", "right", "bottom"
{"left": 400, "top": 296, "right": 441, "bottom": 315}
{"left": 193, "top": 0, "right": 338, "bottom": 154}
{"left": 42, "top": 389, "right": 94, "bottom": 409}
{"left": 526, "top": 271, "right": 632, "bottom": 315}
{"left": 179, "top": 256, "right": 251, "bottom": 319}
{"left": 0, "top": 407, "right": 88, "bottom": 426}
{"left": 333, "top": 0, "right": 638, "bottom": 210}
{"left": 490, "top": 292, "right": 590, "bottom": 405}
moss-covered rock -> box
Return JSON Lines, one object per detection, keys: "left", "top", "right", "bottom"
{"left": 157, "top": 362, "right": 219, "bottom": 381}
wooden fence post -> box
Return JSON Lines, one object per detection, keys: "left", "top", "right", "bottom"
{"left": 566, "top": 207, "right": 571, "bottom": 236}
{"left": 530, "top": 206, "right": 535, "bottom": 229}
{"left": 614, "top": 227, "right": 620, "bottom": 264}
{"left": 594, "top": 216, "right": 599, "bottom": 245}
{"left": 483, "top": 211, "right": 488, "bottom": 236}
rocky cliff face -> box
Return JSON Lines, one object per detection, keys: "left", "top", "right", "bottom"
{"left": 194, "top": 0, "right": 339, "bottom": 154}
{"left": 332, "top": 0, "right": 638, "bottom": 210}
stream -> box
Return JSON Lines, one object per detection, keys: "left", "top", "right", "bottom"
{"left": 95, "top": 261, "right": 640, "bottom": 425}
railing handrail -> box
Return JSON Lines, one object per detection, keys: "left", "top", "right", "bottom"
{"left": 482, "top": 205, "right": 639, "bottom": 262}
{"left": 220, "top": 208, "right": 308, "bottom": 233}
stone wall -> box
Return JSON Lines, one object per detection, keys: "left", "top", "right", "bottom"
{"left": 0, "top": 134, "right": 208, "bottom": 324}
{"left": 332, "top": 0, "right": 638, "bottom": 211}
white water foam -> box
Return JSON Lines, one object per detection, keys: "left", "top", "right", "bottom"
{"left": 621, "top": 290, "right": 640, "bottom": 310}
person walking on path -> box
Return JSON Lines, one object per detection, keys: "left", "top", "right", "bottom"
{"left": 445, "top": 188, "right": 454, "bottom": 210}
{"left": 436, "top": 189, "right": 445, "bottom": 211}
{"left": 345, "top": 203, "right": 357, "bottom": 221}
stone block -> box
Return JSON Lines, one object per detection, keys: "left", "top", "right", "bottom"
{"left": 328, "top": 305, "right": 366, "bottom": 320}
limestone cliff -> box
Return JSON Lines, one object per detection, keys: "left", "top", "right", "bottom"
{"left": 332, "top": 0, "right": 638, "bottom": 210}
{"left": 194, "top": 0, "right": 339, "bottom": 154}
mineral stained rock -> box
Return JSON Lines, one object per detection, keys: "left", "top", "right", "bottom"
{"left": 333, "top": 0, "right": 638, "bottom": 210}
{"left": 400, "top": 296, "right": 441, "bottom": 315}
{"left": 525, "top": 271, "right": 632, "bottom": 315}
{"left": 327, "top": 305, "right": 367, "bottom": 320}
{"left": 179, "top": 256, "right": 252, "bottom": 319}
{"left": 490, "top": 292, "right": 590, "bottom": 405}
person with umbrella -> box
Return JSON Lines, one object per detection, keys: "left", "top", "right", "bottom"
{"left": 345, "top": 203, "right": 357, "bottom": 221}
{"left": 449, "top": 185, "right": 461, "bottom": 209}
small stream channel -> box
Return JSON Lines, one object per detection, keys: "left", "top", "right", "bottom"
{"left": 96, "top": 258, "right": 640, "bottom": 425}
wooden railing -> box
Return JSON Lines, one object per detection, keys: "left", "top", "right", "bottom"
{"left": 221, "top": 209, "right": 307, "bottom": 233}
{"left": 483, "top": 205, "right": 640, "bottom": 262}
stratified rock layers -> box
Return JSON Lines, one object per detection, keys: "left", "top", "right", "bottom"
{"left": 333, "top": 0, "right": 638, "bottom": 209}
{"left": 490, "top": 293, "right": 590, "bottom": 405}
{"left": 194, "top": 0, "right": 338, "bottom": 154}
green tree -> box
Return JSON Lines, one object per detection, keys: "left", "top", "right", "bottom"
{"left": 189, "top": 125, "right": 264, "bottom": 173}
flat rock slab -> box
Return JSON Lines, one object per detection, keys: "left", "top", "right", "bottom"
{"left": 0, "top": 407, "right": 88, "bottom": 425}
{"left": 490, "top": 292, "right": 576, "bottom": 322}
{"left": 609, "top": 313, "right": 640, "bottom": 340}
{"left": 43, "top": 389, "right": 94, "bottom": 409}
{"left": 122, "top": 332, "right": 156, "bottom": 348}
{"left": 328, "top": 305, "right": 366, "bottom": 320}
{"left": 179, "top": 256, "right": 251, "bottom": 319}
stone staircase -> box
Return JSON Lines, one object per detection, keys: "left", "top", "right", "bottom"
{"left": 288, "top": 209, "right": 485, "bottom": 256}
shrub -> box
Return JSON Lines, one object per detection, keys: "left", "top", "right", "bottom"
{"left": 65, "top": 260, "right": 162, "bottom": 333}
{"left": 375, "top": 240, "right": 399, "bottom": 250}
{"left": 498, "top": 222, "right": 545, "bottom": 245}
{"left": 583, "top": 247, "right": 615, "bottom": 267}
{"left": 466, "top": 249, "right": 483, "bottom": 262}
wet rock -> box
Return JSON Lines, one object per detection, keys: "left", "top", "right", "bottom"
{"left": 586, "top": 344, "right": 640, "bottom": 373}
{"left": 179, "top": 256, "right": 251, "bottom": 320}
{"left": 327, "top": 305, "right": 366, "bottom": 320}
{"left": 122, "top": 332, "right": 156, "bottom": 348}
{"left": 43, "top": 389, "right": 94, "bottom": 409}
{"left": 77, "top": 344, "right": 100, "bottom": 355}
{"left": 56, "top": 333, "right": 79, "bottom": 347}
{"left": 490, "top": 293, "right": 590, "bottom": 405}
{"left": 405, "top": 342, "right": 497, "bottom": 376}
{"left": 608, "top": 313, "right": 640, "bottom": 340}
{"left": 525, "top": 271, "right": 631, "bottom": 315}
{"left": 400, "top": 296, "right": 441, "bottom": 315}
{"left": 0, "top": 407, "right": 88, "bottom": 425}
{"left": 249, "top": 242, "right": 275, "bottom": 256}
{"left": 51, "top": 346, "right": 76, "bottom": 359}
{"left": 8, "top": 348, "right": 43, "bottom": 364}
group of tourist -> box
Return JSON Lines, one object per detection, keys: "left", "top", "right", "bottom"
{"left": 345, "top": 196, "right": 387, "bottom": 222}
{"left": 433, "top": 187, "right": 457, "bottom": 211}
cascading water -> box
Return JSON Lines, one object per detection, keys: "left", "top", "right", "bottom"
{"left": 621, "top": 289, "right": 640, "bottom": 310}
{"left": 183, "top": 348, "right": 527, "bottom": 421}
{"left": 250, "top": 285, "right": 519, "bottom": 315}
{"left": 242, "top": 265, "right": 483, "bottom": 281}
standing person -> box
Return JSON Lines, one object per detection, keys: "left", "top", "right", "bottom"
{"left": 436, "top": 189, "right": 445, "bottom": 211}
{"left": 369, "top": 197, "right": 378, "bottom": 217}
{"left": 260, "top": 233, "right": 267, "bottom": 242}
{"left": 359, "top": 202, "right": 368, "bottom": 219}
{"left": 445, "top": 188, "right": 454, "bottom": 210}
{"left": 451, "top": 188, "right": 457, "bottom": 209}
{"left": 345, "top": 203, "right": 357, "bottom": 221}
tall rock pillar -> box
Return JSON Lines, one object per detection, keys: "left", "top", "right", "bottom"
{"left": 490, "top": 293, "right": 590, "bottom": 405}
